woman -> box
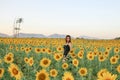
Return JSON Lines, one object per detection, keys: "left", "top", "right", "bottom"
{"left": 62, "top": 35, "right": 72, "bottom": 62}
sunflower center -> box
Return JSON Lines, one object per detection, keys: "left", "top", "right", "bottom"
{"left": 112, "top": 58, "right": 116, "bottom": 62}
{"left": 74, "top": 61, "right": 77, "bottom": 64}
{"left": 52, "top": 71, "right": 55, "bottom": 75}
{"left": 100, "top": 56, "right": 103, "bottom": 59}
{"left": 64, "top": 65, "right": 67, "bottom": 67}
{"left": 72, "top": 54, "right": 75, "bottom": 57}
{"left": 38, "top": 73, "right": 46, "bottom": 80}
{"left": 89, "top": 55, "right": 92, "bottom": 58}
{"left": 66, "top": 78, "right": 71, "bottom": 80}
{"left": 48, "top": 50, "right": 51, "bottom": 53}
{"left": 81, "top": 70, "right": 85, "bottom": 74}
{"left": 94, "top": 52, "right": 97, "bottom": 55}
{"left": 30, "top": 60, "right": 33, "bottom": 64}
{"left": 37, "top": 49, "right": 40, "bottom": 52}
{"left": 12, "top": 68, "right": 18, "bottom": 75}
{"left": 7, "top": 56, "right": 11, "bottom": 61}
{"left": 116, "top": 49, "right": 118, "bottom": 51}
{"left": 43, "top": 49, "right": 45, "bottom": 52}
{"left": 43, "top": 60, "right": 48, "bottom": 65}
{"left": 0, "top": 69, "right": 2, "bottom": 74}
{"left": 99, "top": 52, "right": 101, "bottom": 55}
{"left": 25, "top": 59, "right": 28, "bottom": 62}
{"left": 79, "top": 54, "right": 82, "bottom": 57}
{"left": 106, "top": 78, "right": 110, "bottom": 80}
{"left": 59, "top": 48, "right": 61, "bottom": 50}
{"left": 70, "top": 51, "right": 73, "bottom": 53}
{"left": 116, "top": 56, "right": 118, "bottom": 58}
{"left": 26, "top": 49, "right": 29, "bottom": 51}
{"left": 56, "top": 55, "right": 60, "bottom": 59}
{"left": 105, "top": 52, "right": 108, "bottom": 55}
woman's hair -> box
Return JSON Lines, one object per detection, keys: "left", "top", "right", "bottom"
{"left": 65, "top": 35, "right": 71, "bottom": 43}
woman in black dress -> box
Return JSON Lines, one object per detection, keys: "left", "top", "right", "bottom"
{"left": 62, "top": 35, "right": 72, "bottom": 62}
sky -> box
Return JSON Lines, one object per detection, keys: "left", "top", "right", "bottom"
{"left": 0, "top": 0, "right": 120, "bottom": 39}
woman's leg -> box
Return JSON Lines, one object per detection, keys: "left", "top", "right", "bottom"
{"left": 62, "top": 55, "right": 67, "bottom": 62}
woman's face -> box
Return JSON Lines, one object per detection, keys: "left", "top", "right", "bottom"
{"left": 66, "top": 37, "right": 70, "bottom": 42}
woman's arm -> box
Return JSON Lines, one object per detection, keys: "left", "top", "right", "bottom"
{"left": 68, "top": 43, "right": 72, "bottom": 51}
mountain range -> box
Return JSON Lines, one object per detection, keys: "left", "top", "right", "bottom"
{"left": 0, "top": 33, "right": 98, "bottom": 39}
{"left": 0, "top": 33, "right": 9, "bottom": 37}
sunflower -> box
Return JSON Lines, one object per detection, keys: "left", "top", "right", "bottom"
{"left": 41, "top": 48, "right": 46, "bottom": 53}
{"left": 114, "top": 54, "right": 119, "bottom": 59}
{"left": 35, "top": 48, "right": 41, "bottom": 53}
{"left": 87, "top": 53, "right": 94, "bottom": 61}
{"left": 20, "top": 47, "right": 25, "bottom": 51}
{"left": 62, "top": 72, "right": 74, "bottom": 80}
{"left": 28, "top": 57, "right": 34, "bottom": 66}
{"left": 97, "top": 72, "right": 117, "bottom": 80}
{"left": 54, "top": 54, "right": 61, "bottom": 61}
{"left": 50, "top": 69, "right": 58, "bottom": 77}
{"left": 106, "top": 47, "right": 111, "bottom": 51}
{"left": 114, "top": 47, "right": 119, "bottom": 53}
{"left": 93, "top": 51, "right": 98, "bottom": 56}
{"left": 57, "top": 46, "right": 63, "bottom": 52}
{"left": 98, "top": 52, "right": 102, "bottom": 56}
{"left": 72, "top": 59, "right": 79, "bottom": 67}
{"left": 46, "top": 48, "right": 52, "bottom": 54}
{"left": 8, "top": 52, "right": 14, "bottom": 57}
{"left": 62, "top": 63, "right": 68, "bottom": 69}
{"left": 9, "top": 45, "right": 13, "bottom": 50}
{"left": 35, "top": 69, "right": 49, "bottom": 80}
{"left": 77, "top": 51, "right": 84, "bottom": 59}
{"left": 110, "top": 56, "right": 118, "bottom": 64}
{"left": 29, "top": 47, "right": 32, "bottom": 50}
{"left": 16, "top": 47, "right": 19, "bottom": 51}
{"left": 25, "top": 48, "right": 29, "bottom": 53}
{"left": 8, "top": 63, "right": 22, "bottom": 80}
{"left": 70, "top": 49, "right": 74, "bottom": 54}
{"left": 97, "top": 69, "right": 108, "bottom": 78}
{"left": 70, "top": 53, "right": 76, "bottom": 58}
{"left": 103, "top": 51, "right": 109, "bottom": 57}
{"left": 40, "top": 58, "right": 51, "bottom": 68}
{"left": 94, "top": 47, "right": 98, "bottom": 51}
{"left": 116, "top": 65, "right": 120, "bottom": 73}
{"left": 59, "top": 53, "right": 63, "bottom": 58}
{"left": 98, "top": 55, "right": 105, "bottom": 62}
{"left": 78, "top": 68, "right": 87, "bottom": 77}
{"left": 4, "top": 53, "right": 14, "bottom": 64}
{"left": 24, "top": 57, "right": 29, "bottom": 64}
{"left": 0, "top": 68, "right": 4, "bottom": 78}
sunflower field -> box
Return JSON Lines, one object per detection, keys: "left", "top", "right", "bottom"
{"left": 0, "top": 38, "right": 120, "bottom": 80}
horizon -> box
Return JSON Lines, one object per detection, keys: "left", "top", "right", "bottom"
{"left": 0, "top": 0, "right": 120, "bottom": 39}
{"left": 0, "top": 32, "right": 118, "bottom": 39}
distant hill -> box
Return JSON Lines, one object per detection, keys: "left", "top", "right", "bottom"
{"left": 48, "top": 34, "right": 66, "bottom": 38}
{"left": 0, "top": 33, "right": 99, "bottom": 39}
{"left": 115, "top": 37, "right": 120, "bottom": 40}
{"left": 78, "top": 35, "right": 98, "bottom": 39}
{"left": 19, "top": 33, "right": 46, "bottom": 38}
{"left": 0, "top": 33, "right": 9, "bottom": 37}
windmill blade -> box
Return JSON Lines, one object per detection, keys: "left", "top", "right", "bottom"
{"left": 16, "top": 18, "right": 23, "bottom": 23}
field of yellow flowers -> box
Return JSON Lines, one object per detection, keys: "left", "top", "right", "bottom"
{"left": 0, "top": 38, "right": 120, "bottom": 80}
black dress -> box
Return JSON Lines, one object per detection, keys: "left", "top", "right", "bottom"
{"left": 63, "top": 45, "right": 70, "bottom": 57}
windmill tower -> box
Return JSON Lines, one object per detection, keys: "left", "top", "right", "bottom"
{"left": 13, "top": 18, "right": 23, "bottom": 38}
